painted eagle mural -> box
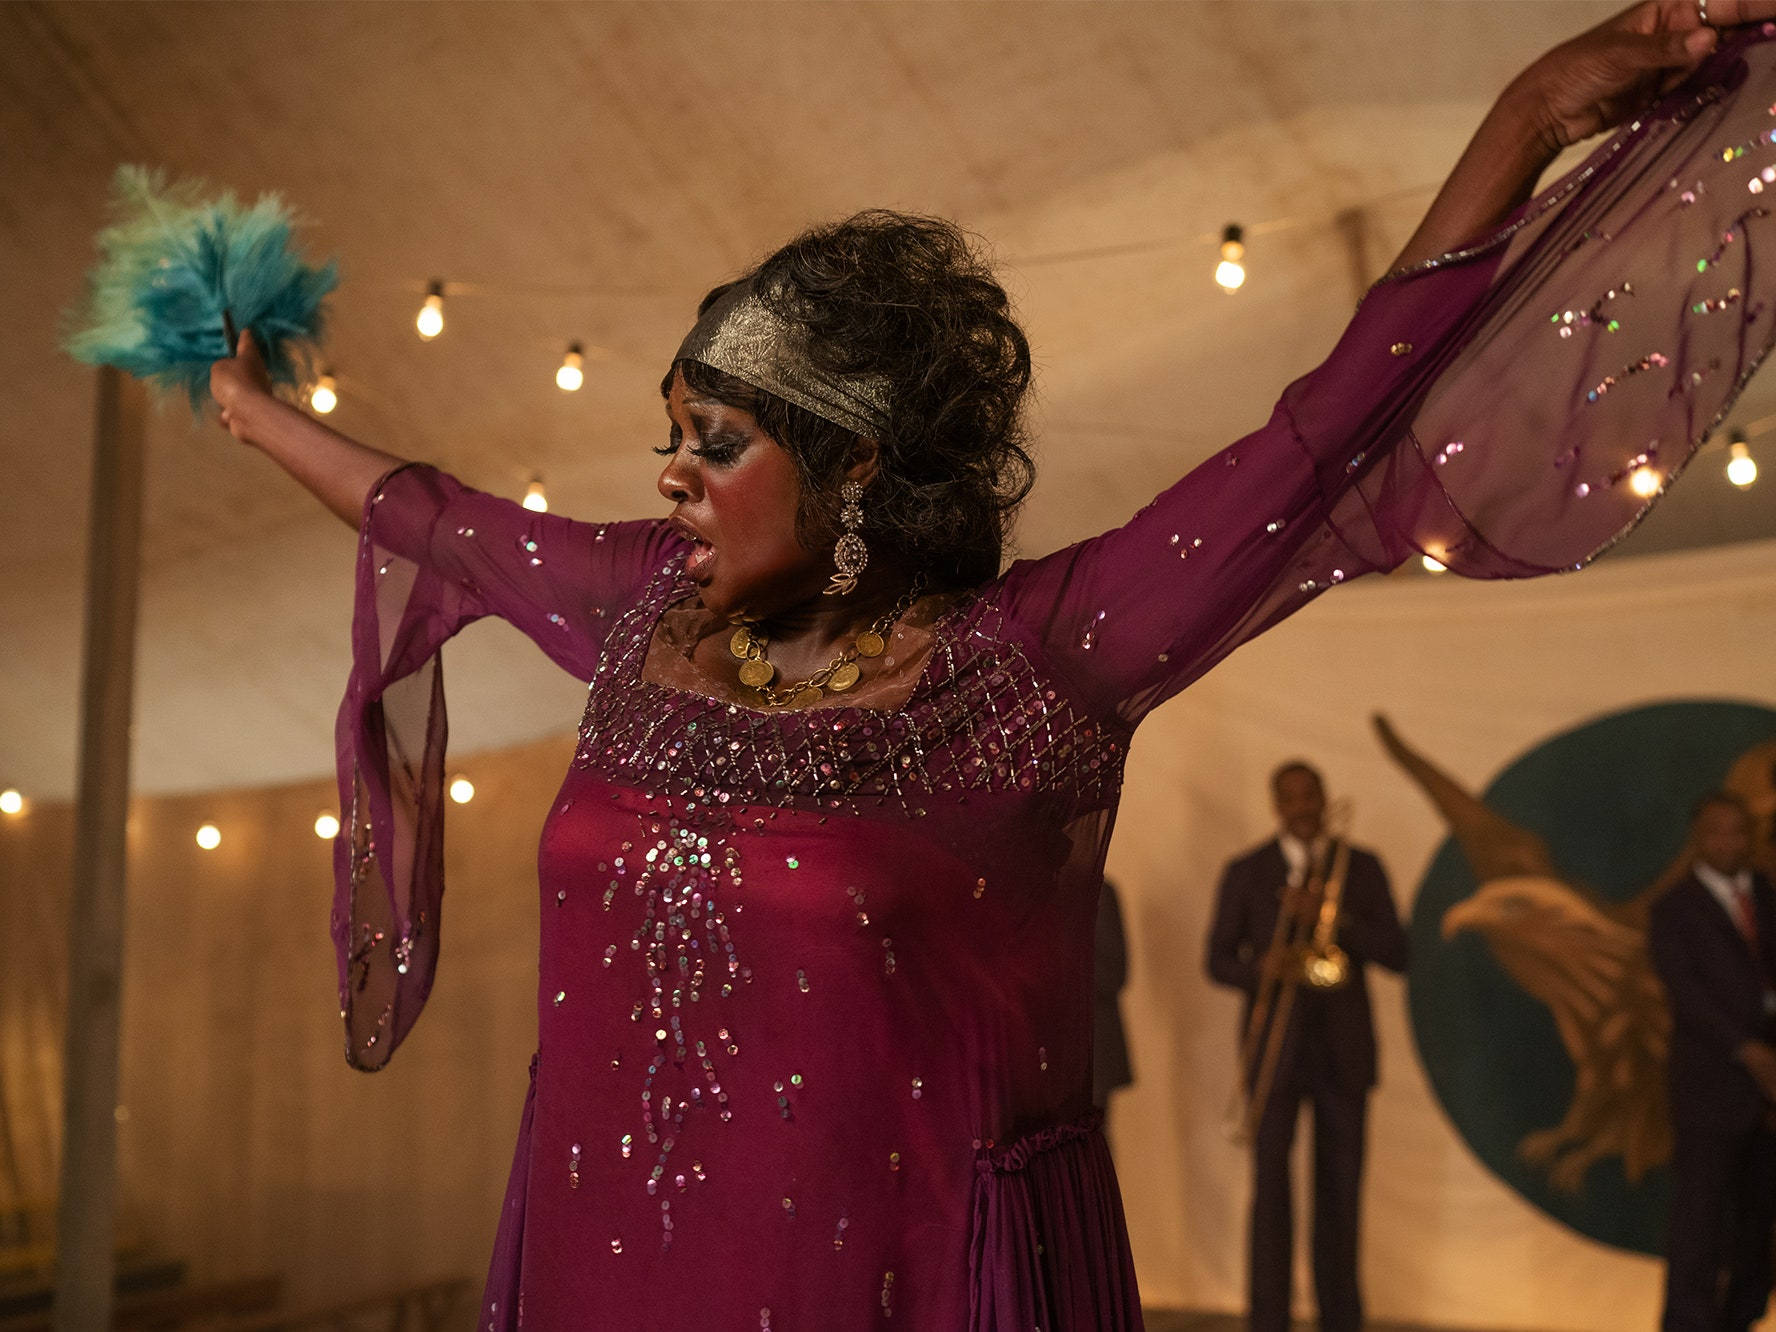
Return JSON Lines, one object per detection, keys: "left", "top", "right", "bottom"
{"left": 1373, "top": 717, "right": 1776, "bottom": 1193}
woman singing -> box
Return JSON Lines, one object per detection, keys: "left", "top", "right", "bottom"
{"left": 211, "top": 4, "right": 1776, "bottom": 1325}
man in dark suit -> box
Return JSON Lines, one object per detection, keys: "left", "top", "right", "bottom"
{"left": 1206, "top": 761, "right": 1409, "bottom": 1332}
{"left": 1649, "top": 792, "right": 1776, "bottom": 1332}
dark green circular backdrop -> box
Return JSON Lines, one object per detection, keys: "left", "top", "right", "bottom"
{"left": 1408, "top": 699, "right": 1776, "bottom": 1254}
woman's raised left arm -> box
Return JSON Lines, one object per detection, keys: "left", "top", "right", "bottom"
{"left": 1392, "top": 2, "right": 1743, "bottom": 271}
{"left": 995, "top": 3, "right": 1776, "bottom": 727}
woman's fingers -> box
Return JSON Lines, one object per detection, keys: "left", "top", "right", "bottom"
{"left": 227, "top": 329, "right": 274, "bottom": 394}
{"left": 1699, "top": 0, "right": 1776, "bottom": 27}
{"left": 1626, "top": 0, "right": 1776, "bottom": 33}
{"left": 210, "top": 335, "right": 270, "bottom": 437}
{"left": 236, "top": 329, "right": 264, "bottom": 374}
{"left": 1535, "top": 22, "right": 1721, "bottom": 146}
{"left": 1610, "top": 24, "right": 1715, "bottom": 74}
{"left": 1600, "top": 0, "right": 1776, "bottom": 46}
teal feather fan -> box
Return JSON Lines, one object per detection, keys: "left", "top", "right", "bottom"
{"left": 66, "top": 166, "right": 338, "bottom": 409}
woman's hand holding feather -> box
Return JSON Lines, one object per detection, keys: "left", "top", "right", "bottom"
{"left": 211, "top": 331, "right": 275, "bottom": 444}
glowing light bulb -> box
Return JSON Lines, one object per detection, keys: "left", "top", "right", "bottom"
{"left": 1421, "top": 553, "right": 1448, "bottom": 574}
{"left": 195, "top": 823, "right": 221, "bottom": 850}
{"left": 1728, "top": 439, "right": 1758, "bottom": 488}
{"left": 310, "top": 374, "right": 338, "bottom": 415}
{"left": 416, "top": 281, "right": 445, "bottom": 340}
{"left": 0, "top": 789, "right": 23, "bottom": 816}
{"left": 314, "top": 812, "right": 341, "bottom": 840}
{"left": 449, "top": 776, "right": 475, "bottom": 804}
{"left": 1629, "top": 465, "right": 1662, "bottom": 497}
{"left": 522, "top": 478, "right": 549, "bottom": 513}
{"left": 556, "top": 344, "right": 585, "bottom": 392}
{"left": 1215, "top": 224, "right": 1247, "bottom": 293}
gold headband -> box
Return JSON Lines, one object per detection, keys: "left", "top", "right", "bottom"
{"left": 673, "top": 277, "right": 892, "bottom": 439}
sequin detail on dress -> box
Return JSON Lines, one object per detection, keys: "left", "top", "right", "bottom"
{"left": 617, "top": 801, "right": 750, "bottom": 1249}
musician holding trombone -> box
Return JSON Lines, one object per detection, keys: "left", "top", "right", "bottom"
{"left": 1205, "top": 762, "right": 1410, "bottom": 1332}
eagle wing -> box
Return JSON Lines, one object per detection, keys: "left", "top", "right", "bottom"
{"left": 1442, "top": 879, "right": 1671, "bottom": 1186}
{"left": 1373, "top": 714, "right": 1558, "bottom": 883}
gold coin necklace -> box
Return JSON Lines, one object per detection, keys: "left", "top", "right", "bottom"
{"left": 728, "top": 582, "right": 924, "bottom": 708}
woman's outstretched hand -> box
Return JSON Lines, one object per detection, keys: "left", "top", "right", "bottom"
{"left": 1394, "top": 0, "right": 1776, "bottom": 270}
{"left": 211, "top": 329, "right": 275, "bottom": 444}
{"left": 205, "top": 328, "right": 403, "bottom": 527}
{"left": 1514, "top": 1, "right": 1775, "bottom": 155}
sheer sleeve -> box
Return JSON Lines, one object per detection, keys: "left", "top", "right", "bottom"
{"left": 331, "top": 463, "right": 684, "bottom": 1069}
{"left": 997, "top": 26, "right": 1776, "bottom": 727}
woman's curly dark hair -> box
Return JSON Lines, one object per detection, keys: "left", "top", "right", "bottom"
{"left": 666, "top": 210, "right": 1034, "bottom": 588}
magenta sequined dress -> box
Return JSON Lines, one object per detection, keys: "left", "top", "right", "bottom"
{"left": 333, "top": 32, "right": 1776, "bottom": 1331}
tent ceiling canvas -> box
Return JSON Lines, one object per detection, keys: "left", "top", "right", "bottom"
{"left": 4, "top": 0, "right": 1774, "bottom": 800}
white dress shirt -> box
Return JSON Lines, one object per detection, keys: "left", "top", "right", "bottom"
{"left": 1279, "top": 833, "right": 1330, "bottom": 889}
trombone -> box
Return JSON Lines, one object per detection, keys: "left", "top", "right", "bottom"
{"left": 1227, "top": 807, "right": 1354, "bottom": 1145}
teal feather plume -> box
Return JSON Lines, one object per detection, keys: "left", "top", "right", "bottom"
{"left": 66, "top": 166, "right": 338, "bottom": 410}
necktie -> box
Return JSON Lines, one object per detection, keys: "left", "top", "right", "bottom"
{"left": 1733, "top": 885, "right": 1761, "bottom": 955}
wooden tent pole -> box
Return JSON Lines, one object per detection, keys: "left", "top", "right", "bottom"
{"left": 53, "top": 365, "right": 146, "bottom": 1328}
{"left": 1335, "top": 206, "right": 1373, "bottom": 307}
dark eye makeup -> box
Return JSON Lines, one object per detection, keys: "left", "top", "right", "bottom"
{"left": 653, "top": 422, "right": 747, "bottom": 465}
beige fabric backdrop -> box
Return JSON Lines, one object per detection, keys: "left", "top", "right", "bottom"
{"left": 2, "top": 537, "right": 1774, "bottom": 1326}
{"left": 0, "top": 742, "right": 573, "bottom": 1310}
{"left": 1108, "top": 536, "right": 1776, "bottom": 1329}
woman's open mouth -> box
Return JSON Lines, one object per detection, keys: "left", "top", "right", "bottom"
{"left": 685, "top": 538, "right": 716, "bottom": 582}
{"left": 672, "top": 516, "right": 717, "bottom": 583}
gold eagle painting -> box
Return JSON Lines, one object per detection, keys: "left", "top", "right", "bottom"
{"left": 1375, "top": 713, "right": 1776, "bottom": 1200}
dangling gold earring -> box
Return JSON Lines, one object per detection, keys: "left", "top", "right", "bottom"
{"left": 826, "top": 480, "right": 868, "bottom": 596}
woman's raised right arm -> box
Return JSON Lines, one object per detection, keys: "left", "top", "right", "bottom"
{"left": 211, "top": 330, "right": 399, "bottom": 526}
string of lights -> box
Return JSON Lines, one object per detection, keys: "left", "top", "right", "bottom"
{"left": 7, "top": 173, "right": 1770, "bottom": 818}
{"left": 302, "top": 184, "right": 1446, "bottom": 413}
{"left": 0, "top": 775, "right": 481, "bottom": 849}
{"left": 299, "top": 181, "right": 1766, "bottom": 500}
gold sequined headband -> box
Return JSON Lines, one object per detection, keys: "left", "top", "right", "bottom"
{"left": 673, "top": 277, "right": 892, "bottom": 440}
